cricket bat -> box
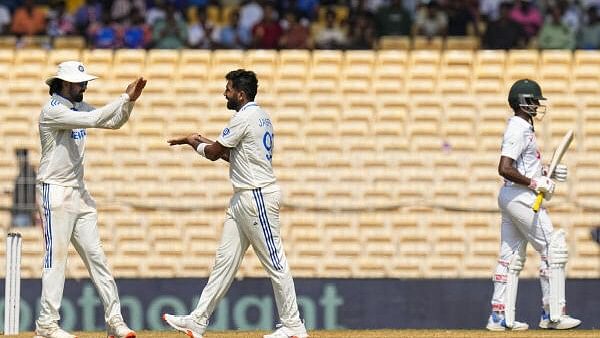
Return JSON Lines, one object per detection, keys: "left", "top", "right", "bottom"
{"left": 532, "top": 129, "right": 574, "bottom": 212}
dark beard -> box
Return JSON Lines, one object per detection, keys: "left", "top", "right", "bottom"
{"left": 73, "top": 94, "right": 84, "bottom": 102}
{"left": 226, "top": 98, "right": 239, "bottom": 110}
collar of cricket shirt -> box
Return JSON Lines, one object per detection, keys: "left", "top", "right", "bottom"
{"left": 239, "top": 101, "right": 258, "bottom": 112}
{"left": 51, "top": 93, "right": 77, "bottom": 110}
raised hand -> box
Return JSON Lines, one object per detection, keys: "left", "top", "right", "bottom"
{"left": 125, "top": 77, "right": 147, "bottom": 101}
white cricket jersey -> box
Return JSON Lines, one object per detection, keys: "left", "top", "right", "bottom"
{"left": 217, "top": 101, "right": 277, "bottom": 192}
{"left": 37, "top": 93, "right": 134, "bottom": 187}
{"left": 501, "top": 116, "right": 543, "bottom": 186}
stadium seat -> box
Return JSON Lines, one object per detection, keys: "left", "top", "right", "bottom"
{"left": 0, "top": 49, "right": 13, "bottom": 79}
{"left": 547, "top": 96, "right": 579, "bottom": 142}
{"left": 47, "top": 49, "right": 81, "bottom": 69}
{"left": 506, "top": 49, "right": 539, "bottom": 85}
{"left": 445, "top": 36, "right": 479, "bottom": 50}
{"left": 113, "top": 49, "right": 146, "bottom": 80}
{"left": 13, "top": 49, "right": 47, "bottom": 81}
{"left": 211, "top": 49, "right": 245, "bottom": 81}
{"left": 412, "top": 36, "right": 443, "bottom": 50}
{"left": 540, "top": 50, "right": 572, "bottom": 95}
{"left": 82, "top": 49, "right": 113, "bottom": 78}
{"left": 572, "top": 50, "right": 600, "bottom": 97}
{"left": 406, "top": 50, "right": 440, "bottom": 95}
{"left": 178, "top": 49, "right": 211, "bottom": 84}
{"left": 0, "top": 36, "right": 17, "bottom": 48}
{"left": 3, "top": 49, "right": 600, "bottom": 280}
{"left": 473, "top": 50, "right": 506, "bottom": 95}
{"left": 378, "top": 36, "right": 410, "bottom": 50}
{"left": 310, "top": 50, "right": 343, "bottom": 83}
{"left": 245, "top": 49, "right": 277, "bottom": 79}
{"left": 53, "top": 36, "right": 86, "bottom": 49}
{"left": 146, "top": 49, "right": 180, "bottom": 80}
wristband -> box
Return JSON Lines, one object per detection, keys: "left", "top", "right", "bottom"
{"left": 196, "top": 143, "right": 208, "bottom": 158}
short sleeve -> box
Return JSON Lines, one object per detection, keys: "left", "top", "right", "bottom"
{"left": 217, "top": 113, "right": 247, "bottom": 148}
{"left": 501, "top": 126, "right": 524, "bottom": 160}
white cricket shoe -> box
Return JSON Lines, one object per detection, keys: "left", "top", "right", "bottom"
{"left": 163, "top": 313, "right": 206, "bottom": 338}
{"left": 34, "top": 322, "right": 77, "bottom": 338}
{"left": 539, "top": 309, "right": 582, "bottom": 329}
{"left": 107, "top": 314, "right": 136, "bottom": 338}
{"left": 263, "top": 323, "right": 309, "bottom": 338}
{"left": 485, "top": 312, "right": 529, "bottom": 331}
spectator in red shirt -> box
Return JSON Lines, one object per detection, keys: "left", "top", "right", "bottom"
{"left": 279, "top": 11, "right": 311, "bottom": 49}
{"left": 11, "top": 0, "right": 47, "bottom": 37}
{"left": 252, "top": 2, "right": 283, "bottom": 49}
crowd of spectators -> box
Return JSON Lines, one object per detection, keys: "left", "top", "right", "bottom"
{"left": 0, "top": 0, "right": 600, "bottom": 50}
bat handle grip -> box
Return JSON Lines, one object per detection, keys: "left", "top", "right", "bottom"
{"left": 532, "top": 193, "right": 544, "bottom": 212}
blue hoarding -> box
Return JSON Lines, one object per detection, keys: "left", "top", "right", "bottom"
{"left": 1, "top": 278, "right": 599, "bottom": 331}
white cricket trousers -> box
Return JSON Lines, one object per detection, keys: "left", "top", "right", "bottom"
{"left": 191, "top": 185, "right": 304, "bottom": 329}
{"left": 37, "top": 183, "right": 122, "bottom": 326}
{"left": 491, "top": 185, "right": 555, "bottom": 311}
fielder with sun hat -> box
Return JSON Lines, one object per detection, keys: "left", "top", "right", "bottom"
{"left": 36, "top": 61, "right": 146, "bottom": 338}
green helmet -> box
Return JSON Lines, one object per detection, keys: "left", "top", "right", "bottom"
{"left": 508, "top": 79, "right": 547, "bottom": 116}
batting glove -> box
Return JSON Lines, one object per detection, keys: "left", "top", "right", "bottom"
{"left": 551, "top": 164, "right": 568, "bottom": 182}
{"left": 529, "top": 176, "right": 556, "bottom": 201}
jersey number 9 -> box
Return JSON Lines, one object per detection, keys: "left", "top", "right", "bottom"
{"left": 263, "top": 131, "right": 273, "bottom": 162}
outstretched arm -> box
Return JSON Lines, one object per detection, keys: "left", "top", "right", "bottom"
{"left": 41, "top": 78, "right": 147, "bottom": 130}
{"left": 167, "top": 133, "right": 230, "bottom": 162}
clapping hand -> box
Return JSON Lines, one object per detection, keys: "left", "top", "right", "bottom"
{"left": 125, "top": 77, "right": 147, "bottom": 101}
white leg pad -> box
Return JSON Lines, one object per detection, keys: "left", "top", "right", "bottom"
{"left": 504, "top": 246, "right": 526, "bottom": 328}
{"left": 548, "top": 229, "right": 568, "bottom": 322}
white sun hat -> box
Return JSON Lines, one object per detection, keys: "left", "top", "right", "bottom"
{"left": 45, "top": 61, "right": 98, "bottom": 86}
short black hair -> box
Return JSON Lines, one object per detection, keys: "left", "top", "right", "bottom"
{"left": 49, "top": 79, "right": 64, "bottom": 96}
{"left": 226, "top": 69, "right": 258, "bottom": 101}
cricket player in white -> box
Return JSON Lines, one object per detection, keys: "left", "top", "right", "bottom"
{"left": 486, "top": 79, "right": 581, "bottom": 331}
{"left": 164, "top": 69, "right": 308, "bottom": 338}
{"left": 37, "top": 61, "right": 146, "bottom": 338}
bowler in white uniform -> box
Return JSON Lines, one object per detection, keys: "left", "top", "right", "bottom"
{"left": 36, "top": 61, "right": 146, "bottom": 338}
{"left": 164, "top": 69, "right": 308, "bottom": 338}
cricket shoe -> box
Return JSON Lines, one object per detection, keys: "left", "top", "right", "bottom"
{"left": 263, "top": 323, "right": 309, "bottom": 338}
{"left": 107, "top": 314, "right": 136, "bottom": 338}
{"left": 34, "top": 322, "right": 77, "bottom": 338}
{"left": 539, "top": 309, "right": 581, "bottom": 329}
{"left": 486, "top": 312, "right": 529, "bottom": 331}
{"left": 163, "top": 313, "right": 206, "bottom": 338}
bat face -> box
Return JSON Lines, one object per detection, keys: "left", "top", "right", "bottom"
{"left": 548, "top": 130, "right": 574, "bottom": 175}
